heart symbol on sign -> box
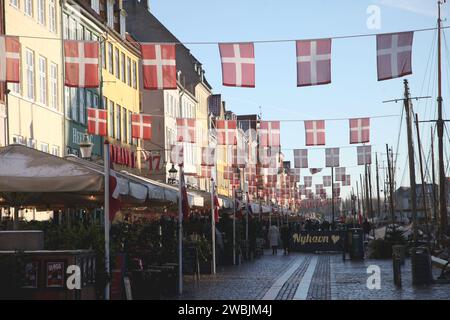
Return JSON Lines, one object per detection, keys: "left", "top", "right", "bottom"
{"left": 331, "top": 235, "right": 340, "bottom": 244}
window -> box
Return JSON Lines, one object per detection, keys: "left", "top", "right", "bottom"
{"left": 63, "top": 14, "right": 69, "bottom": 39}
{"left": 121, "top": 53, "right": 125, "bottom": 82}
{"left": 37, "top": 0, "right": 45, "bottom": 25}
{"left": 51, "top": 145, "right": 59, "bottom": 156}
{"left": 116, "top": 105, "right": 121, "bottom": 141}
{"left": 86, "top": 90, "right": 92, "bottom": 109}
{"left": 128, "top": 111, "right": 132, "bottom": 144}
{"left": 77, "top": 24, "right": 84, "bottom": 41}
{"left": 27, "top": 138, "right": 36, "bottom": 149}
{"left": 40, "top": 143, "right": 49, "bottom": 153}
{"left": 114, "top": 48, "right": 120, "bottom": 79}
{"left": 84, "top": 29, "right": 91, "bottom": 41}
{"left": 10, "top": 0, "right": 18, "bottom": 9}
{"left": 101, "top": 42, "right": 106, "bottom": 69}
{"left": 39, "top": 56, "right": 47, "bottom": 105}
{"left": 108, "top": 100, "right": 114, "bottom": 137}
{"left": 107, "top": 0, "right": 114, "bottom": 29}
{"left": 126, "top": 57, "right": 131, "bottom": 86}
{"left": 132, "top": 61, "right": 137, "bottom": 89}
{"left": 70, "top": 87, "right": 78, "bottom": 121}
{"left": 79, "top": 89, "right": 85, "bottom": 124}
{"left": 49, "top": 0, "right": 56, "bottom": 32}
{"left": 93, "top": 94, "right": 99, "bottom": 108}
{"left": 108, "top": 43, "right": 113, "bottom": 74}
{"left": 12, "top": 135, "right": 24, "bottom": 145}
{"left": 26, "top": 49, "right": 35, "bottom": 100}
{"left": 91, "top": 0, "right": 100, "bottom": 14}
{"left": 64, "top": 87, "right": 70, "bottom": 118}
{"left": 24, "top": 0, "right": 33, "bottom": 16}
{"left": 120, "top": 12, "right": 126, "bottom": 39}
{"left": 122, "top": 107, "right": 127, "bottom": 143}
{"left": 69, "top": 18, "right": 76, "bottom": 40}
{"left": 8, "top": 82, "right": 20, "bottom": 94}
{"left": 50, "top": 63, "right": 57, "bottom": 109}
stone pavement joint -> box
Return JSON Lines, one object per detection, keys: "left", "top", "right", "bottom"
{"left": 275, "top": 256, "right": 312, "bottom": 300}
{"left": 306, "top": 255, "right": 331, "bottom": 300}
{"left": 293, "top": 256, "right": 318, "bottom": 300}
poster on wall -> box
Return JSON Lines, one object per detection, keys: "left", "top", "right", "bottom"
{"left": 23, "top": 261, "right": 39, "bottom": 288}
{"left": 46, "top": 261, "right": 65, "bottom": 288}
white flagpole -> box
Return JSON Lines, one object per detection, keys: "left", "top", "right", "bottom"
{"left": 103, "top": 140, "right": 110, "bottom": 300}
{"left": 233, "top": 186, "right": 236, "bottom": 266}
{"left": 211, "top": 178, "right": 216, "bottom": 274}
{"left": 178, "top": 165, "right": 183, "bottom": 295}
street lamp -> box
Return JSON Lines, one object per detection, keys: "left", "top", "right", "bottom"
{"left": 79, "top": 133, "right": 93, "bottom": 160}
{"left": 168, "top": 164, "right": 178, "bottom": 184}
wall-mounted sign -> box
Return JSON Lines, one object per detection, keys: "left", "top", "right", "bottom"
{"left": 46, "top": 261, "right": 65, "bottom": 288}
{"left": 291, "top": 231, "right": 343, "bottom": 252}
{"left": 23, "top": 261, "right": 39, "bottom": 288}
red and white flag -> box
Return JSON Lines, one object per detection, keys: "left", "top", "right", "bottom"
{"left": 310, "top": 168, "right": 322, "bottom": 175}
{"left": 200, "top": 165, "right": 212, "bottom": 178}
{"left": 293, "top": 149, "right": 308, "bottom": 168}
{"left": 357, "top": 145, "right": 372, "bottom": 165}
{"left": 141, "top": 44, "right": 176, "bottom": 90}
{"left": 305, "top": 120, "right": 325, "bottom": 146}
{"left": 289, "top": 168, "right": 301, "bottom": 180}
{"left": 219, "top": 43, "right": 255, "bottom": 87}
{"left": 176, "top": 118, "right": 196, "bottom": 143}
{"left": 213, "top": 188, "right": 220, "bottom": 223}
{"left": 333, "top": 183, "right": 341, "bottom": 197}
{"left": 224, "top": 166, "right": 234, "bottom": 180}
{"left": 349, "top": 118, "right": 370, "bottom": 144}
{"left": 87, "top": 108, "right": 107, "bottom": 136}
{"left": 109, "top": 171, "right": 121, "bottom": 222}
{"left": 376, "top": 31, "right": 413, "bottom": 81}
{"left": 201, "top": 147, "right": 216, "bottom": 166}
{"left": 0, "top": 36, "right": 20, "bottom": 83}
{"left": 342, "top": 175, "right": 351, "bottom": 186}
{"left": 229, "top": 145, "right": 246, "bottom": 168}
{"left": 259, "top": 121, "right": 280, "bottom": 147}
{"left": 315, "top": 184, "right": 324, "bottom": 194}
{"left": 216, "top": 119, "right": 237, "bottom": 145}
{"left": 325, "top": 147, "right": 339, "bottom": 167}
{"left": 335, "top": 167, "right": 346, "bottom": 181}
{"left": 304, "top": 176, "right": 312, "bottom": 188}
{"left": 245, "top": 166, "right": 257, "bottom": 182}
{"left": 64, "top": 40, "right": 99, "bottom": 88}
{"left": 296, "top": 39, "right": 331, "bottom": 87}
{"left": 323, "top": 175, "right": 332, "bottom": 187}
{"left": 131, "top": 114, "right": 152, "bottom": 140}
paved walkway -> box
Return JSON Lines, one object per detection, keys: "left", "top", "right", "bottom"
{"left": 179, "top": 250, "right": 450, "bottom": 300}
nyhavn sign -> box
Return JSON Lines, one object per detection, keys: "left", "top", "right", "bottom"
{"left": 291, "top": 231, "right": 343, "bottom": 252}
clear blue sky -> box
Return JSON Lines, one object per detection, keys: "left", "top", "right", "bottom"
{"left": 150, "top": 0, "right": 450, "bottom": 197}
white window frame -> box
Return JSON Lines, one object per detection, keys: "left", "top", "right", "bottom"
{"left": 51, "top": 145, "right": 60, "bottom": 156}
{"left": 108, "top": 43, "right": 113, "bottom": 74}
{"left": 27, "top": 138, "right": 37, "bottom": 149}
{"left": 49, "top": 0, "right": 56, "bottom": 32}
{"left": 114, "top": 48, "right": 120, "bottom": 79}
{"left": 132, "top": 61, "right": 137, "bottom": 89}
{"left": 79, "top": 88, "right": 85, "bottom": 124}
{"left": 10, "top": 0, "right": 18, "bottom": 9}
{"left": 126, "top": 57, "right": 131, "bottom": 86}
{"left": 120, "top": 11, "right": 126, "bottom": 39}
{"left": 122, "top": 107, "right": 127, "bottom": 143}
{"left": 40, "top": 142, "right": 49, "bottom": 153}
{"left": 109, "top": 100, "right": 114, "bottom": 137}
{"left": 26, "top": 49, "right": 35, "bottom": 100}
{"left": 24, "top": 0, "right": 33, "bottom": 17}
{"left": 64, "top": 86, "right": 70, "bottom": 118}
{"left": 37, "top": 0, "right": 45, "bottom": 25}
{"left": 50, "top": 63, "right": 57, "bottom": 109}
{"left": 39, "top": 56, "right": 47, "bottom": 105}
{"left": 121, "top": 52, "right": 125, "bottom": 82}
{"left": 70, "top": 87, "right": 78, "bottom": 121}
{"left": 116, "top": 104, "right": 121, "bottom": 141}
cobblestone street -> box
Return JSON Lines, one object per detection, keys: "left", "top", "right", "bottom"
{"left": 179, "top": 251, "right": 450, "bottom": 300}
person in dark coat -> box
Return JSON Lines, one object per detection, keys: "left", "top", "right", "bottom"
{"left": 280, "top": 223, "right": 291, "bottom": 255}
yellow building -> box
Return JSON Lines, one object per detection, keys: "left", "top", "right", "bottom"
{"left": 63, "top": 0, "right": 141, "bottom": 172}
{"left": 5, "top": 0, "right": 64, "bottom": 155}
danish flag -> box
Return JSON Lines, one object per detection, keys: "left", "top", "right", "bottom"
{"left": 377, "top": 32, "right": 413, "bottom": 81}
{"left": 224, "top": 166, "right": 234, "bottom": 180}
{"left": 0, "top": 36, "right": 20, "bottom": 83}
{"left": 131, "top": 114, "right": 152, "bottom": 140}
{"left": 335, "top": 167, "right": 346, "bottom": 181}
{"left": 342, "top": 175, "right": 351, "bottom": 186}
{"left": 245, "top": 166, "right": 257, "bottom": 182}
{"left": 176, "top": 118, "right": 196, "bottom": 143}
{"left": 141, "top": 44, "right": 177, "bottom": 90}
{"left": 259, "top": 121, "right": 280, "bottom": 147}
{"left": 304, "top": 176, "right": 312, "bottom": 188}
{"left": 64, "top": 40, "right": 99, "bottom": 88}
{"left": 296, "top": 39, "right": 331, "bottom": 87}
{"left": 170, "top": 144, "right": 184, "bottom": 165}
{"left": 310, "top": 168, "right": 323, "bottom": 175}
{"left": 333, "top": 183, "right": 341, "bottom": 197}
{"left": 87, "top": 108, "right": 107, "bottom": 136}
{"left": 323, "top": 176, "right": 332, "bottom": 187}
{"left": 349, "top": 118, "right": 370, "bottom": 144}
{"left": 293, "top": 149, "right": 308, "bottom": 168}
{"left": 357, "top": 145, "right": 372, "bottom": 165}
{"left": 325, "top": 148, "right": 340, "bottom": 167}
{"left": 229, "top": 145, "right": 246, "bottom": 168}
{"left": 219, "top": 43, "right": 255, "bottom": 87}
{"left": 289, "top": 168, "right": 301, "bottom": 180}
{"left": 315, "top": 184, "right": 325, "bottom": 194}
{"left": 200, "top": 165, "right": 212, "bottom": 178}
{"left": 216, "top": 120, "right": 237, "bottom": 145}
{"left": 305, "top": 120, "right": 325, "bottom": 146}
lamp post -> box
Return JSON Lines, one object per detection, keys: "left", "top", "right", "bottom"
{"left": 79, "top": 133, "right": 94, "bottom": 160}
{"left": 168, "top": 163, "right": 178, "bottom": 185}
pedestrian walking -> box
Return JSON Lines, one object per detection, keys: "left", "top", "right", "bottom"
{"left": 268, "top": 223, "right": 280, "bottom": 255}
{"left": 280, "top": 223, "right": 291, "bottom": 255}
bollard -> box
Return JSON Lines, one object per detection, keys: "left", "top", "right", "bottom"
{"left": 393, "top": 254, "right": 402, "bottom": 287}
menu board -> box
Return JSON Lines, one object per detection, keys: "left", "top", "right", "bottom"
{"left": 46, "top": 261, "right": 65, "bottom": 288}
